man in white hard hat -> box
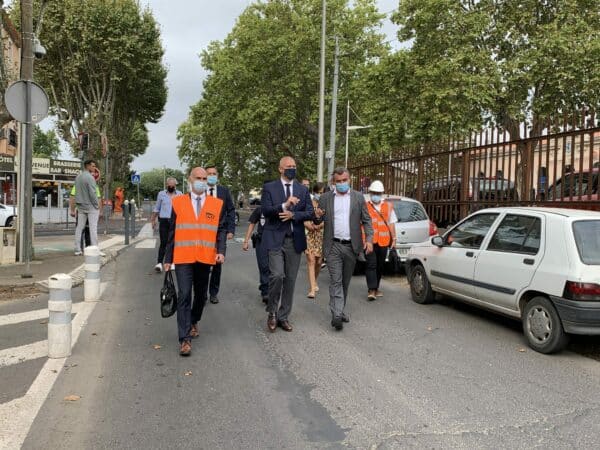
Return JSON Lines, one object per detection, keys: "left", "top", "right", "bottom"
{"left": 364, "top": 180, "right": 397, "bottom": 301}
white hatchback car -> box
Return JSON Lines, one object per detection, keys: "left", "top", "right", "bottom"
{"left": 0, "top": 203, "right": 17, "bottom": 227}
{"left": 406, "top": 207, "right": 600, "bottom": 354}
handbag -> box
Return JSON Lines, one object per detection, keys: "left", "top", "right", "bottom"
{"left": 160, "top": 271, "right": 178, "bottom": 318}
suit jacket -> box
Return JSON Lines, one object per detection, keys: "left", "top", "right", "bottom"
{"left": 212, "top": 185, "right": 236, "bottom": 235}
{"left": 318, "top": 189, "right": 373, "bottom": 258}
{"left": 260, "top": 179, "right": 314, "bottom": 253}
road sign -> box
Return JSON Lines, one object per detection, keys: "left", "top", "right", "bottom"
{"left": 131, "top": 173, "right": 141, "bottom": 185}
{"left": 4, "top": 80, "right": 49, "bottom": 124}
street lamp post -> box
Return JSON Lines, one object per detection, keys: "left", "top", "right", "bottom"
{"left": 344, "top": 100, "right": 372, "bottom": 168}
{"left": 316, "top": 0, "right": 326, "bottom": 182}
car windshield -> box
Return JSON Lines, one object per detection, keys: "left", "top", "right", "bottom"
{"left": 390, "top": 200, "right": 428, "bottom": 222}
{"left": 572, "top": 220, "right": 600, "bottom": 265}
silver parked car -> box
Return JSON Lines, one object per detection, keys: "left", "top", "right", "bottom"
{"left": 385, "top": 196, "right": 439, "bottom": 262}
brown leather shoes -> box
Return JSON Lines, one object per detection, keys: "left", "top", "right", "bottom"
{"left": 180, "top": 340, "right": 192, "bottom": 356}
{"left": 189, "top": 324, "right": 199, "bottom": 338}
{"left": 277, "top": 320, "right": 293, "bottom": 332}
{"left": 267, "top": 314, "right": 277, "bottom": 332}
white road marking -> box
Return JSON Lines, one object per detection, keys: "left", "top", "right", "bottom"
{"left": 135, "top": 238, "right": 157, "bottom": 249}
{"left": 0, "top": 302, "right": 84, "bottom": 327}
{"left": 0, "top": 282, "right": 107, "bottom": 449}
{"left": 137, "top": 222, "right": 154, "bottom": 239}
{"left": 0, "top": 340, "right": 47, "bottom": 367}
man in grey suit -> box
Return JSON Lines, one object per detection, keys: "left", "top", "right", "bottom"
{"left": 316, "top": 167, "right": 373, "bottom": 331}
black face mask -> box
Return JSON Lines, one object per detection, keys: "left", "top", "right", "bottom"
{"left": 167, "top": 186, "right": 175, "bottom": 193}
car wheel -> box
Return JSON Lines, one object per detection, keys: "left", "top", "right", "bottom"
{"left": 6, "top": 216, "right": 14, "bottom": 228}
{"left": 409, "top": 264, "right": 435, "bottom": 304}
{"left": 522, "top": 296, "right": 569, "bottom": 354}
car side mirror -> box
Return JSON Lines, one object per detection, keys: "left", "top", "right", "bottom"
{"left": 431, "top": 236, "right": 444, "bottom": 247}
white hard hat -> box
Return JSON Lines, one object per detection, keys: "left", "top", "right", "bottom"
{"left": 368, "top": 180, "right": 385, "bottom": 193}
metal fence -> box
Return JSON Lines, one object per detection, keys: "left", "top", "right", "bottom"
{"left": 349, "top": 114, "right": 600, "bottom": 227}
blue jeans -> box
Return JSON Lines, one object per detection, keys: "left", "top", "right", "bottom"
{"left": 175, "top": 262, "right": 211, "bottom": 342}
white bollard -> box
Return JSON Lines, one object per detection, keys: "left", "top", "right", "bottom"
{"left": 84, "top": 245, "right": 101, "bottom": 302}
{"left": 48, "top": 274, "right": 72, "bottom": 358}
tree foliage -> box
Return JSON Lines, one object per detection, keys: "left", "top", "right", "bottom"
{"left": 32, "top": 125, "right": 60, "bottom": 158}
{"left": 12, "top": 0, "right": 168, "bottom": 188}
{"left": 177, "top": 0, "right": 387, "bottom": 194}
{"left": 384, "top": 0, "right": 600, "bottom": 142}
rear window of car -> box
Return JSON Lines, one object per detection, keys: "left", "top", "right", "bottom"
{"left": 572, "top": 220, "right": 600, "bottom": 265}
{"left": 390, "top": 200, "right": 428, "bottom": 222}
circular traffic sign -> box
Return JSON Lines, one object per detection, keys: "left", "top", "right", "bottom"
{"left": 4, "top": 80, "right": 49, "bottom": 124}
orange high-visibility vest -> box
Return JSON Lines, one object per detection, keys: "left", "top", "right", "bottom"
{"left": 366, "top": 201, "right": 392, "bottom": 247}
{"left": 171, "top": 194, "right": 223, "bottom": 265}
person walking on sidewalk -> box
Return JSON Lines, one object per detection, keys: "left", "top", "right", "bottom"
{"left": 364, "top": 180, "right": 397, "bottom": 301}
{"left": 163, "top": 167, "right": 227, "bottom": 356}
{"left": 151, "top": 177, "right": 182, "bottom": 272}
{"left": 305, "top": 182, "right": 325, "bottom": 299}
{"left": 315, "top": 167, "right": 373, "bottom": 331}
{"left": 261, "top": 156, "right": 314, "bottom": 333}
{"left": 73, "top": 160, "right": 100, "bottom": 256}
{"left": 242, "top": 205, "right": 270, "bottom": 304}
{"left": 205, "top": 165, "right": 236, "bottom": 304}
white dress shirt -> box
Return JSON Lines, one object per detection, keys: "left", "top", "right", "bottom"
{"left": 333, "top": 191, "right": 352, "bottom": 240}
{"left": 190, "top": 191, "right": 206, "bottom": 218}
{"left": 207, "top": 185, "right": 217, "bottom": 197}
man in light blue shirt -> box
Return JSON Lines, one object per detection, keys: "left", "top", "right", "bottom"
{"left": 151, "top": 177, "right": 182, "bottom": 272}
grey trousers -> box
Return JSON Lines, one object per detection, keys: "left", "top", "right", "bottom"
{"left": 75, "top": 208, "right": 99, "bottom": 252}
{"left": 267, "top": 237, "right": 301, "bottom": 321}
{"left": 327, "top": 241, "right": 357, "bottom": 318}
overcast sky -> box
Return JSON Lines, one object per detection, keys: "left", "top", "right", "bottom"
{"left": 42, "top": 0, "right": 400, "bottom": 172}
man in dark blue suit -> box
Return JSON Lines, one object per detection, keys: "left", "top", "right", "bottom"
{"left": 206, "top": 165, "right": 236, "bottom": 304}
{"left": 261, "top": 156, "right": 314, "bottom": 332}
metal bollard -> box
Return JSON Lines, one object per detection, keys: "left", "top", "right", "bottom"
{"left": 84, "top": 245, "right": 101, "bottom": 302}
{"left": 123, "top": 200, "right": 130, "bottom": 245}
{"left": 130, "top": 199, "right": 136, "bottom": 238}
{"left": 48, "top": 274, "right": 72, "bottom": 358}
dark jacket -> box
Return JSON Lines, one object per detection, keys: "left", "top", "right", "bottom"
{"left": 211, "top": 185, "right": 236, "bottom": 235}
{"left": 260, "top": 179, "right": 314, "bottom": 253}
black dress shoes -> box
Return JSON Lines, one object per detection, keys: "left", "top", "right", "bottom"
{"left": 262, "top": 296, "right": 269, "bottom": 304}
{"left": 277, "top": 320, "right": 293, "bottom": 332}
{"left": 210, "top": 295, "right": 219, "bottom": 304}
{"left": 331, "top": 316, "right": 343, "bottom": 331}
{"left": 267, "top": 314, "right": 277, "bottom": 332}
{"left": 341, "top": 313, "right": 350, "bottom": 323}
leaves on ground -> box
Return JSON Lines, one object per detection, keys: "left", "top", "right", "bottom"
{"left": 518, "top": 348, "right": 527, "bottom": 353}
{"left": 153, "top": 344, "right": 162, "bottom": 350}
{"left": 64, "top": 394, "right": 81, "bottom": 402}
{"left": 184, "top": 371, "right": 193, "bottom": 376}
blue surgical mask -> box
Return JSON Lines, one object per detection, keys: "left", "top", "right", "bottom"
{"left": 192, "top": 180, "right": 207, "bottom": 193}
{"left": 336, "top": 182, "right": 350, "bottom": 194}
{"left": 283, "top": 168, "right": 296, "bottom": 180}
{"left": 207, "top": 175, "right": 218, "bottom": 186}
{"left": 371, "top": 194, "right": 382, "bottom": 204}
{"left": 313, "top": 193, "right": 321, "bottom": 201}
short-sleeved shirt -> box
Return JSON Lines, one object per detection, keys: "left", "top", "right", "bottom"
{"left": 248, "top": 207, "right": 265, "bottom": 238}
{"left": 153, "top": 189, "right": 182, "bottom": 219}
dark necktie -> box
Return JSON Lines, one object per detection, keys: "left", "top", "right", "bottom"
{"left": 285, "top": 183, "right": 292, "bottom": 235}
{"left": 196, "top": 196, "right": 202, "bottom": 218}
{"left": 209, "top": 188, "right": 214, "bottom": 197}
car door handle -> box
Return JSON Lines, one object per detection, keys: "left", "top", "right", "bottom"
{"left": 466, "top": 251, "right": 474, "bottom": 257}
{"left": 523, "top": 258, "right": 535, "bottom": 265}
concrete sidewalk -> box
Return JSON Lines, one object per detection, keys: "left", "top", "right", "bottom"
{"left": 0, "top": 224, "right": 154, "bottom": 300}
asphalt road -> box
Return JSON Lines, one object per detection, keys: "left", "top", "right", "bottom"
{"left": 18, "top": 236, "right": 600, "bottom": 449}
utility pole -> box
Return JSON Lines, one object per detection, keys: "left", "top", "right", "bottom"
{"left": 19, "top": 0, "right": 34, "bottom": 277}
{"left": 316, "top": 0, "right": 326, "bottom": 182}
{"left": 327, "top": 36, "right": 340, "bottom": 177}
